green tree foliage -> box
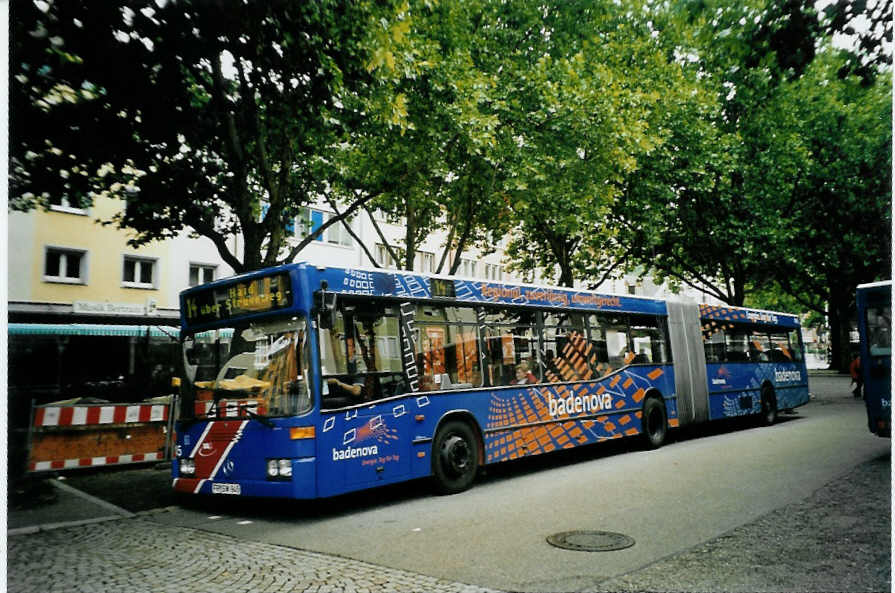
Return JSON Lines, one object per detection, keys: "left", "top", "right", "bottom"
{"left": 334, "top": 0, "right": 512, "bottom": 272}
{"left": 11, "top": 0, "right": 413, "bottom": 273}
{"left": 772, "top": 53, "right": 891, "bottom": 368}
{"left": 479, "top": 1, "right": 681, "bottom": 287}
{"left": 617, "top": 0, "right": 890, "bottom": 369}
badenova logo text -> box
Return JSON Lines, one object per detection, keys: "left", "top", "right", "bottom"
{"left": 332, "top": 445, "right": 379, "bottom": 461}
{"left": 746, "top": 311, "right": 779, "bottom": 324}
{"left": 548, "top": 393, "right": 613, "bottom": 417}
{"left": 774, "top": 370, "right": 802, "bottom": 383}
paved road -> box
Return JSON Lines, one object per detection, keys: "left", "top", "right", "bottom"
{"left": 146, "top": 375, "right": 888, "bottom": 592}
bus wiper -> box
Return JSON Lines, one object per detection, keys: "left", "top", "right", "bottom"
{"left": 245, "top": 408, "right": 275, "bottom": 428}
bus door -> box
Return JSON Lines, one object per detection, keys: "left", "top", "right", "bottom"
{"left": 318, "top": 302, "right": 412, "bottom": 493}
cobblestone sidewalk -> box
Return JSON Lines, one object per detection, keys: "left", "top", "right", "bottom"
{"left": 7, "top": 517, "right": 498, "bottom": 593}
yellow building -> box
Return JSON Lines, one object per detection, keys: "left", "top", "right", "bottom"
{"left": 7, "top": 196, "right": 234, "bottom": 408}
{"left": 9, "top": 196, "right": 232, "bottom": 321}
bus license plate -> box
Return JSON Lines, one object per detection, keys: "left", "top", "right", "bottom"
{"left": 211, "top": 483, "right": 241, "bottom": 495}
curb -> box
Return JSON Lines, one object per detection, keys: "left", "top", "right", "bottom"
{"left": 53, "top": 479, "right": 136, "bottom": 518}
{"left": 8, "top": 514, "right": 125, "bottom": 537}
{"left": 7, "top": 479, "right": 135, "bottom": 537}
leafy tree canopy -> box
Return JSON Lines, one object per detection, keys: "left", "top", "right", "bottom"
{"left": 11, "top": 0, "right": 417, "bottom": 273}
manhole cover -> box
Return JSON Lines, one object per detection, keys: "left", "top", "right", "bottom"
{"left": 546, "top": 530, "right": 635, "bottom": 552}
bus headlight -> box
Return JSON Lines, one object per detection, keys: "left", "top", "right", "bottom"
{"left": 266, "top": 458, "right": 292, "bottom": 480}
{"left": 180, "top": 458, "right": 196, "bottom": 476}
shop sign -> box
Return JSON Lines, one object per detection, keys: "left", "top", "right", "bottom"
{"left": 73, "top": 300, "right": 148, "bottom": 316}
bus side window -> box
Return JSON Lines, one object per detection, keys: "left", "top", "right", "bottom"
{"left": 769, "top": 332, "right": 793, "bottom": 362}
{"left": 588, "top": 313, "right": 629, "bottom": 373}
{"left": 703, "top": 329, "right": 725, "bottom": 363}
{"left": 867, "top": 305, "right": 892, "bottom": 356}
{"left": 630, "top": 315, "right": 670, "bottom": 364}
{"left": 724, "top": 329, "right": 750, "bottom": 362}
{"left": 480, "top": 307, "right": 537, "bottom": 387}
{"left": 750, "top": 334, "right": 770, "bottom": 362}
{"left": 542, "top": 311, "right": 589, "bottom": 381}
{"left": 415, "top": 305, "right": 481, "bottom": 389}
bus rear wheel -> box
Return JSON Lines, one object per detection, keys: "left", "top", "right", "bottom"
{"left": 642, "top": 396, "right": 668, "bottom": 449}
{"left": 432, "top": 420, "right": 479, "bottom": 494}
{"left": 760, "top": 386, "right": 778, "bottom": 426}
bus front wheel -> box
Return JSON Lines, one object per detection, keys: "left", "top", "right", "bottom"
{"left": 642, "top": 396, "right": 668, "bottom": 449}
{"left": 432, "top": 420, "right": 479, "bottom": 494}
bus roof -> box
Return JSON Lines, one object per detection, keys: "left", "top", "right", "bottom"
{"left": 857, "top": 280, "right": 893, "bottom": 290}
{"left": 180, "top": 262, "right": 802, "bottom": 330}
{"left": 698, "top": 303, "right": 800, "bottom": 328}
{"left": 307, "top": 262, "right": 668, "bottom": 315}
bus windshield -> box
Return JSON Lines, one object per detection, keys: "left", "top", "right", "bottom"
{"left": 181, "top": 316, "right": 311, "bottom": 418}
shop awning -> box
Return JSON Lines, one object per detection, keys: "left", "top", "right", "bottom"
{"left": 8, "top": 323, "right": 180, "bottom": 339}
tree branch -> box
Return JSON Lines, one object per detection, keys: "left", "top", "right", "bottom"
{"left": 211, "top": 51, "right": 245, "bottom": 166}
{"left": 363, "top": 205, "right": 402, "bottom": 267}
{"left": 435, "top": 211, "right": 458, "bottom": 274}
{"left": 284, "top": 191, "right": 381, "bottom": 263}
{"left": 324, "top": 194, "right": 380, "bottom": 268}
{"left": 190, "top": 217, "right": 245, "bottom": 274}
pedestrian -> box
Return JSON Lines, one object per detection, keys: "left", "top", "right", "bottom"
{"left": 849, "top": 353, "right": 863, "bottom": 399}
{"left": 514, "top": 361, "right": 538, "bottom": 385}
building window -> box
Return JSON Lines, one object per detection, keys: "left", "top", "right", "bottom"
{"left": 123, "top": 256, "right": 157, "bottom": 289}
{"left": 296, "top": 207, "right": 352, "bottom": 247}
{"left": 415, "top": 251, "right": 435, "bottom": 273}
{"left": 376, "top": 244, "right": 399, "bottom": 269}
{"left": 484, "top": 263, "right": 503, "bottom": 281}
{"left": 44, "top": 247, "right": 87, "bottom": 284}
{"left": 459, "top": 258, "right": 477, "bottom": 278}
{"left": 189, "top": 264, "right": 216, "bottom": 287}
{"left": 325, "top": 214, "right": 353, "bottom": 247}
{"left": 298, "top": 207, "right": 324, "bottom": 239}
{"left": 48, "top": 195, "right": 89, "bottom": 216}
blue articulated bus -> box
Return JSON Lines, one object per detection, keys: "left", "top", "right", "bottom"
{"left": 856, "top": 281, "right": 892, "bottom": 437}
{"left": 172, "top": 263, "right": 810, "bottom": 498}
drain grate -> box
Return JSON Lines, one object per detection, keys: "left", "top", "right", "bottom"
{"left": 546, "top": 530, "right": 635, "bottom": 552}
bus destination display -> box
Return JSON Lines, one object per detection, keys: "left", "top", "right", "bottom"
{"left": 430, "top": 278, "right": 456, "bottom": 298}
{"left": 183, "top": 273, "right": 292, "bottom": 325}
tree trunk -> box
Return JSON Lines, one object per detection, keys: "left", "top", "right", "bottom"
{"left": 404, "top": 202, "right": 416, "bottom": 271}
{"left": 558, "top": 257, "right": 574, "bottom": 288}
{"left": 827, "top": 287, "right": 853, "bottom": 373}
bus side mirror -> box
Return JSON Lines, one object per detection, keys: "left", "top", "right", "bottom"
{"left": 317, "top": 290, "right": 338, "bottom": 330}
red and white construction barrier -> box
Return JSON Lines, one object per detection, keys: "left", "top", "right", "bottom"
{"left": 34, "top": 403, "right": 170, "bottom": 428}
{"left": 30, "top": 452, "right": 164, "bottom": 472}
{"left": 27, "top": 400, "right": 177, "bottom": 473}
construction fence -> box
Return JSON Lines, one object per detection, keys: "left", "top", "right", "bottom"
{"left": 26, "top": 396, "right": 178, "bottom": 473}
